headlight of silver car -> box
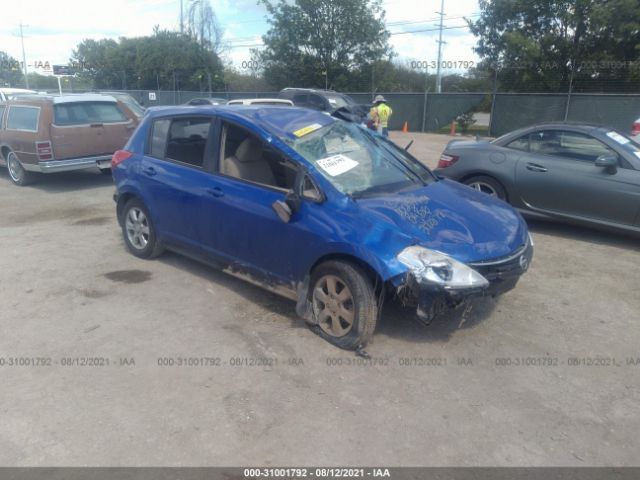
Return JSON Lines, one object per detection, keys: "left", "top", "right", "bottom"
{"left": 397, "top": 246, "right": 489, "bottom": 289}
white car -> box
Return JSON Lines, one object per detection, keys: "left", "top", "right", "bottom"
{"left": 632, "top": 117, "right": 640, "bottom": 138}
{"left": 227, "top": 98, "right": 293, "bottom": 106}
{"left": 0, "top": 88, "right": 36, "bottom": 102}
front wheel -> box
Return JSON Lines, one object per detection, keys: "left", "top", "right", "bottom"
{"left": 309, "top": 261, "right": 378, "bottom": 350}
{"left": 464, "top": 175, "right": 507, "bottom": 200}
{"left": 121, "top": 198, "right": 164, "bottom": 259}
{"left": 6, "top": 151, "right": 34, "bottom": 186}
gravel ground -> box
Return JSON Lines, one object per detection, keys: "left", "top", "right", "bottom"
{"left": 0, "top": 132, "right": 638, "bottom": 466}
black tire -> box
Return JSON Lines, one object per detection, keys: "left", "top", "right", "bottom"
{"left": 308, "top": 261, "right": 378, "bottom": 350}
{"left": 464, "top": 175, "right": 507, "bottom": 200}
{"left": 6, "top": 151, "right": 34, "bottom": 186}
{"left": 99, "top": 167, "right": 112, "bottom": 175}
{"left": 120, "top": 198, "right": 164, "bottom": 259}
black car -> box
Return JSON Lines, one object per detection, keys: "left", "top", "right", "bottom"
{"left": 277, "top": 88, "right": 356, "bottom": 112}
{"left": 435, "top": 123, "right": 640, "bottom": 234}
{"left": 185, "top": 97, "right": 228, "bottom": 106}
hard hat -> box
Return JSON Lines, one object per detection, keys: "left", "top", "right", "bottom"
{"left": 374, "top": 95, "right": 386, "bottom": 103}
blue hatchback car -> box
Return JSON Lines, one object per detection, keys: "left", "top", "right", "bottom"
{"left": 112, "top": 106, "right": 533, "bottom": 349}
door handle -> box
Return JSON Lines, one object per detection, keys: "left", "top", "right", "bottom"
{"left": 142, "top": 166, "right": 157, "bottom": 176}
{"left": 526, "top": 163, "right": 547, "bottom": 173}
{"left": 206, "top": 187, "right": 224, "bottom": 198}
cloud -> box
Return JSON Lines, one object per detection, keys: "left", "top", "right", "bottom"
{"left": 1, "top": 0, "right": 481, "bottom": 75}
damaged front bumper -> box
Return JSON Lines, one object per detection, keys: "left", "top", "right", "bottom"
{"left": 395, "top": 240, "right": 534, "bottom": 324}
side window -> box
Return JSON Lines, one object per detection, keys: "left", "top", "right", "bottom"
{"left": 149, "top": 119, "right": 170, "bottom": 158}
{"left": 506, "top": 135, "right": 529, "bottom": 152}
{"left": 220, "top": 122, "right": 298, "bottom": 190}
{"left": 7, "top": 106, "right": 39, "bottom": 132}
{"left": 530, "top": 130, "right": 616, "bottom": 162}
{"left": 307, "top": 94, "right": 326, "bottom": 111}
{"left": 164, "top": 117, "right": 211, "bottom": 167}
{"left": 557, "top": 131, "right": 616, "bottom": 162}
{"left": 301, "top": 174, "right": 323, "bottom": 202}
{"left": 292, "top": 94, "right": 308, "bottom": 106}
{"left": 0, "top": 105, "right": 6, "bottom": 128}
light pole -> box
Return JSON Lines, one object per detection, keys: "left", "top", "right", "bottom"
{"left": 435, "top": 0, "right": 446, "bottom": 93}
{"left": 19, "top": 22, "right": 29, "bottom": 89}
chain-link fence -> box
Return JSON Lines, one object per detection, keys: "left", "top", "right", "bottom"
{"left": 52, "top": 86, "right": 640, "bottom": 138}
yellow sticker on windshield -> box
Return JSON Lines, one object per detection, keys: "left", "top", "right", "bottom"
{"left": 293, "top": 123, "right": 322, "bottom": 137}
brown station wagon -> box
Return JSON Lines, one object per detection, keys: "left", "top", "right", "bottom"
{"left": 0, "top": 94, "right": 139, "bottom": 185}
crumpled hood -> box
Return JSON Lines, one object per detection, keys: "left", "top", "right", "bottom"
{"left": 355, "top": 179, "right": 528, "bottom": 263}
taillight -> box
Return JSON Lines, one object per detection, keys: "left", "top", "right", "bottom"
{"left": 35, "top": 141, "right": 53, "bottom": 161}
{"left": 111, "top": 150, "right": 133, "bottom": 168}
{"left": 632, "top": 121, "right": 640, "bottom": 136}
{"left": 437, "top": 153, "right": 459, "bottom": 168}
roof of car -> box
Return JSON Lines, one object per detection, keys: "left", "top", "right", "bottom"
{"left": 227, "top": 98, "right": 293, "bottom": 105}
{"left": 146, "top": 105, "right": 336, "bottom": 141}
{"left": 7, "top": 93, "right": 119, "bottom": 104}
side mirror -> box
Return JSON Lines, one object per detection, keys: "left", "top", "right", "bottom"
{"left": 272, "top": 200, "right": 292, "bottom": 223}
{"left": 595, "top": 154, "right": 618, "bottom": 173}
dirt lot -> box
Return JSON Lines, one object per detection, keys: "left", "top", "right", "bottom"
{"left": 0, "top": 132, "right": 639, "bottom": 466}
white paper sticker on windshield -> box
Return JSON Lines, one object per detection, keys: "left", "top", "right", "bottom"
{"left": 316, "top": 154, "right": 359, "bottom": 176}
{"left": 606, "top": 131, "right": 630, "bottom": 145}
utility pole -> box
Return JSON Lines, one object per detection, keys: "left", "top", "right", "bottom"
{"left": 180, "top": 0, "right": 184, "bottom": 33}
{"left": 19, "top": 22, "right": 29, "bottom": 89}
{"left": 435, "top": 0, "right": 446, "bottom": 93}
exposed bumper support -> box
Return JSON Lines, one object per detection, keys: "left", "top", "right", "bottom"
{"left": 396, "top": 240, "right": 534, "bottom": 324}
{"left": 23, "top": 155, "right": 112, "bottom": 173}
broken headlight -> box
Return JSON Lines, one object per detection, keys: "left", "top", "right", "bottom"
{"left": 397, "top": 246, "right": 489, "bottom": 289}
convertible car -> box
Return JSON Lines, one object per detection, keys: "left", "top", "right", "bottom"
{"left": 435, "top": 123, "right": 640, "bottom": 234}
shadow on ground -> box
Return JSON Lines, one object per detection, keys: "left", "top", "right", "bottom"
{"left": 526, "top": 218, "right": 639, "bottom": 251}
{"left": 0, "top": 168, "right": 114, "bottom": 193}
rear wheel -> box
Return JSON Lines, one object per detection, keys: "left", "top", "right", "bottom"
{"left": 121, "top": 198, "right": 164, "bottom": 259}
{"left": 309, "top": 261, "right": 378, "bottom": 350}
{"left": 464, "top": 175, "right": 506, "bottom": 200}
{"left": 6, "top": 151, "right": 34, "bottom": 186}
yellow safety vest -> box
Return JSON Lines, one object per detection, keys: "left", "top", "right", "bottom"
{"left": 376, "top": 103, "right": 392, "bottom": 128}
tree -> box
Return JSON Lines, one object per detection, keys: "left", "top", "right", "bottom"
{"left": 72, "top": 29, "right": 224, "bottom": 91}
{"left": 0, "top": 51, "right": 25, "bottom": 88}
{"left": 469, "top": 0, "right": 640, "bottom": 92}
{"left": 186, "top": 0, "right": 225, "bottom": 55}
{"left": 258, "top": 0, "right": 392, "bottom": 89}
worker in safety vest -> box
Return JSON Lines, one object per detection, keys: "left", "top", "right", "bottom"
{"left": 370, "top": 94, "right": 392, "bottom": 137}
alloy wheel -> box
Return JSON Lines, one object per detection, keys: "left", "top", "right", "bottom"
{"left": 312, "top": 274, "right": 355, "bottom": 337}
{"left": 468, "top": 181, "right": 498, "bottom": 197}
{"left": 125, "top": 207, "right": 150, "bottom": 250}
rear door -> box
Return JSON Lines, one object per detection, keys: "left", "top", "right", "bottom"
{"left": 50, "top": 100, "right": 134, "bottom": 159}
{"left": 515, "top": 129, "right": 639, "bottom": 224}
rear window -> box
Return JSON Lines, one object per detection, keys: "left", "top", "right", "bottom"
{"left": 7, "top": 106, "right": 39, "bottom": 131}
{"left": 54, "top": 101, "right": 127, "bottom": 126}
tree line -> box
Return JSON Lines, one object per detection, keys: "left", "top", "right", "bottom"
{"left": 1, "top": 0, "right": 638, "bottom": 94}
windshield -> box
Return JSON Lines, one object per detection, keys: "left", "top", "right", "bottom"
{"left": 113, "top": 94, "right": 145, "bottom": 116}
{"left": 325, "top": 94, "right": 353, "bottom": 110}
{"left": 285, "top": 120, "right": 434, "bottom": 197}
{"left": 604, "top": 129, "right": 640, "bottom": 155}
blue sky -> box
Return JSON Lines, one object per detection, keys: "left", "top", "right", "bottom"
{"left": 1, "top": 0, "right": 481, "bottom": 76}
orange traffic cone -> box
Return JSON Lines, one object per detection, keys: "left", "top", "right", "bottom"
{"left": 402, "top": 121, "right": 408, "bottom": 133}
